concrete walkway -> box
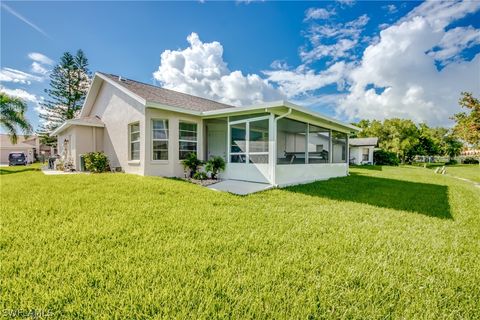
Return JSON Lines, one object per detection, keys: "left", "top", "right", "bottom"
{"left": 207, "top": 179, "right": 273, "bottom": 195}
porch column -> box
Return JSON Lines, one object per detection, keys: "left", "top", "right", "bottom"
{"left": 268, "top": 113, "right": 276, "bottom": 185}
{"left": 305, "top": 123, "right": 309, "bottom": 164}
{"left": 346, "top": 135, "right": 350, "bottom": 175}
{"left": 329, "top": 129, "right": 333, "bottom": 163}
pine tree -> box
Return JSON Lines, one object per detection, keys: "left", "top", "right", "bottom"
{"left": 38, "top": 50, "right": 91, "bottom": 144}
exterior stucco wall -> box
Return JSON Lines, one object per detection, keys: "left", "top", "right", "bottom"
{"left": 223, "top": 163, "right": 271, "bottom": 183}
{"left": 275, "top": 163, "right": 348, "bottom": 187}
{"left": 144, "top": 108, "right": 203, "bottom": 178}
{"left": 87, "top": 82, "right": 145, "bottom": 175}
{"left": 57, "top": 126, "right": 76, "bottom": 168}
{"left": 74, "top": 126, "right": 105, "bottom": 170}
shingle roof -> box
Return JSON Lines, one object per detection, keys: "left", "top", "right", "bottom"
{"left": 99, "top": 72, "right": 234, "bottom": 112}
{"left": 349, "top": 137, "right": 378, "bottom": 146}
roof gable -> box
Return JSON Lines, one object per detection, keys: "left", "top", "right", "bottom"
{"left": 99, "top": 72, "right": 234, "bottom": 112}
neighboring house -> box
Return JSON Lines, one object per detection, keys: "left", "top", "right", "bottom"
{"left": 0, "top": 134, "right": 50, "bottom": 164}
{"left": 349, "top": 137, "right": 378, "bottom": 165}
{"left": 51, "top": 72, "right": 359, "bottom": 186}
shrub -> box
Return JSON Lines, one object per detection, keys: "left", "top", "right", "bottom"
{"left": 193, "top": 171, "right": 208, "bottom": 180}
{"left": 446, "top": 159, "right": 458, "bottom": 165}
{"left": 205, "top": 156, "right": 226, "bottom": 179}
{"left": 181, "top": 153, "right": 203, "bottom": 178}
{"left": 83, "top": 152, "right": 110, "bottom": 173}
{"left": 373, "top": 149, "right": 399, "bottom": 166}
{"left": 463, "top": 157, "right": 479, "bottom": 164}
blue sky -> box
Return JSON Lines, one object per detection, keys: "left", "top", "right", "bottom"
{"left": 1, "top": 0, "right": 479, "bottom": 132}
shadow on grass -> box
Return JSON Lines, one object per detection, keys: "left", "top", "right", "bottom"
{"left": 286, "top": 173, "right": 452, "bottom": 219}
{"left": 0, "top": 167, "right": 40, "bottom": 175}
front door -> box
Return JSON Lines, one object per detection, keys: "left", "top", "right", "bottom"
{"left": 207, "top": 129, "right": 227, "bottom": 160}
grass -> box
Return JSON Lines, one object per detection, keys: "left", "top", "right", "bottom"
{"left": 1, "top": 164, "right": 479, "bottom": 319}
{"left": 443, "top": 164, "right": 480, "bottom": 183}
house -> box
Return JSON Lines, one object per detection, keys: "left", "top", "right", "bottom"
{"left": 0, "top": 134, "right": 51, "bottom": 164}
{"left": 51, "top": 72, "right": 359, "bottom": 186}
{"left": 349, "top": 137, "right": 378, "bottom": 165}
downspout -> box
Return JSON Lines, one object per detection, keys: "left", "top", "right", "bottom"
{"left": 271, "top": 108, "right": 292, "bottom": 186}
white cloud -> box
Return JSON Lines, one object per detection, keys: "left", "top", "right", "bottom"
{"left": 383, "top": 4, "right": 397, "bottom": 14}
{"left": 0, "top": 68, "right": 43, "bottom": 84}
{"left": 28, "top": 52, "right": 54, "bottom": 65}
{"left": 27, "top": 52, "right": 53, "bottom": 75}
{"left": 336, "top": 0, "right": 355, "bottom": 7}
{"left": 31, "top": 62, "right": 49, "bottom": 75}
{"left": 264, "top": 61, "right": 350, "bottom": 97}
{"left": 0, "top": 86, "right": 38, "bottom": 103}
{"left": 428, "top": 26, "right": 480, "bottom": 63}
{"left": 301, "top": 39, "right": 357, "bottom": 63}
{"left": 304, "top": 8, "right": 336, "bottom": 21}
{"left": 301, "top": 14, "right": 369, "bottom": 64}
{"left": 153, "top": 32, "right": 284, "bottom": 106}
{"left": 401, "top": 0, "right": 480, "bottom": 32}
{"left": 338, "top": 7, "right": 480, "bottom": 126}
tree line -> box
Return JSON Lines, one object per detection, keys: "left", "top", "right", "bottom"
{"left": 351, "top": 92, "right": 479, "bottom": 164}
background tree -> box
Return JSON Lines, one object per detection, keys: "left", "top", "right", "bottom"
{"left": 352, "top": 118, "right": 454, "bottom": 163}
{"left": 37, "top": 50, "right": 91, "bottom": 144}
{"left": 0, "top": 93, "right": 32, "bottom": 143}
{"left": 452, "top": 92, "right": 480, "bottom": 147}
{"left": 444, "top": 134, "right": 463, "bottom": 161}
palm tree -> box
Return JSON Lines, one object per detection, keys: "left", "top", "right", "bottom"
{"left": 0, "top": 93, "right": 33, "bottom": 144}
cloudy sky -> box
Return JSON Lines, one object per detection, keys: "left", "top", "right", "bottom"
{"left": 1, "top": 0, "right": 479, "bottom": 131}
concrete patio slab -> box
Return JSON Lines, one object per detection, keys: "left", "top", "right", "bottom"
{"left": 207, "top": 179, "right": 273, "bottom": 195}
{"left": 42, "top": 168, "right": 83, "bottom": 175}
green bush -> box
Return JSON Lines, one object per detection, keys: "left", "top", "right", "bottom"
{"left": 193, "top": 171, "right": 208, "bottom": 180}
{"left": 83, "top": 152, "right": 109, "bottom": 173}
{"left": 373, "top": 149, "right": 399, "bottom": 166}
{"left": 205, "top": 156, "right": 226, "bottom": 179}
{"left": 446, "top": 159, "right": 458, "bottom": 165}
{"left": 181, "top": 153, "right": 203, "bottom": 178}
{"left": 463, "top": 157, "right": 479, "bottom": 164}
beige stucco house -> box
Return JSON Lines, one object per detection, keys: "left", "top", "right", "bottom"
{"left": 0, "top": 134, "right": 51, "bottom": 164}
{"left": 52, "top": 72, "right": 359, "bottom": 186}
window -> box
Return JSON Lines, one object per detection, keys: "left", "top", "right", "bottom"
{"left": 362, "top": 148, "right": 369, "bottom": 162}
{"left": 249, "top": 119, "right": 269, "bottom": 164}
{"left": 308, "top": 125, "right": 330, "bottom": 164}
{"left": 152, "top": 119, "right": 168, "bottom": 160}
{"left": 230, "top": 123, "right": 247, "bottom": 163}
{"left": 129, "top": 123, "right": 140, "bottom": 161}
{"left": 276, "top": 118, "right": 307, "bottom": 164}
{"left": 229, "top": 117, "right": 269, "bottom": 164}
{"left": 332, "top": 131, "right": 347, "bottom": 163}
{"left": 179, "top": 122, "right": 197, "bottom": 160}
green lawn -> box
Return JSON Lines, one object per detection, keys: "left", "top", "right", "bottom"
{"left": 444, "top": 164, "right": 480, "bottom": 183}
{"left": 1, "top": 164, "right": 479, "bottom": 319}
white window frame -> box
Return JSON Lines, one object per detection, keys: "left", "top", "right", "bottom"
{"left": 128, "top": 122, "right": 140, "bottom": 161}
{"left": 228, "top": 115, "right": 270, "bottom": 164}
{"left": 362, "top": 147, "right": 369, "bottom": 162}
{"left": 178, "top": 121, "right": 198, "bottom": 160}
{"left": 151, "top": 119, "right": 169, "bottom": 161}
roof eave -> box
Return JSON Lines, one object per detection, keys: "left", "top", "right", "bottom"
{"left": 51, "top": 120, "right": 105, "bottom": 136}
{"left": 201, "top": 100, "right": 360, "bottom": 133}
{"left": 146, "top": 102, "right": 202, "bottom": 116}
